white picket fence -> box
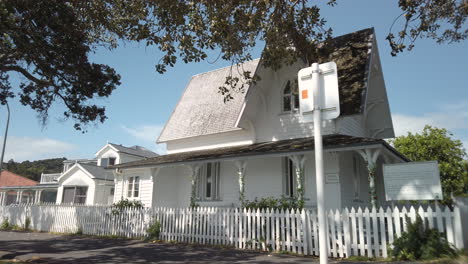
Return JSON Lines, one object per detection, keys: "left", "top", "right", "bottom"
{"left": 0, "top": 204, "right": 464, "bottom": 258}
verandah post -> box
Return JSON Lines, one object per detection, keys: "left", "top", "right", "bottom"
{"left": 289, "top": 154, "right": 307, "bottom": 207}
{"left": 356, "top": 148, "right": 381, "bottom": 208}
{"left": 235, "top": 160, "right": 247, "bottom": 207}
{"left": 188, "top": 164, "right": 201, "bottom": 208}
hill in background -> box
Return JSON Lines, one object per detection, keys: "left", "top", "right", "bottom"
{"left": 3, "top": 158, "right": 66, "bottom": 182}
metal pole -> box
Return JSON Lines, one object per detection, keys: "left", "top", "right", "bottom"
{"left": 0, "top": 102, "right": 10, "bottom": 172}
{"left": 312, "top": 63, "right": 328, "bottom": 264}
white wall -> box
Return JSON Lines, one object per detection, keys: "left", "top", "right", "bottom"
{"left": 56, "top": 168, "right": 96, "bottom": 205}
{"left": 164, "top": 61, "right": 340, "bottom": 153}
{"left": 132, "top": 152, "right": 344, "bottom": 209}
{"left": 97, "top": 146, "right": 145, "bottom": 166}
{"left": 93, "top": 180, "right": 114, "bottom": 205}
{"left": 166, "top": 129, "right": 254, "bottom": 154}
{"left": 114, "top": 168, "right": 154, "bottom": 207}
{"left": 339, "top": 151, "right": 371, "bottom": 209}
{"left": 97, "top": 147, "right": 120, "bottom": 166}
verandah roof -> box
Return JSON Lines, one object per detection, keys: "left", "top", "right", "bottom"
{"left": 112, "top": 135, "right": 409, "bottom": 169}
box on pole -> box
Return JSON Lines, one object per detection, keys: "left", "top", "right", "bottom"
{"left": 298, "top": 62, "right": 340, "bottom": 122}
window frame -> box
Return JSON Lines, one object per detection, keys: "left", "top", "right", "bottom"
{"left": 101, "top": 157, "right": 117, "bottom": 167}
{"left": 353, "top": 155, "right": 362, "bottom": 200}
{"left": 195, "top": 162, "right": 221, "bottom": 201}
{"left": 62, "top": 186, "right": 88, "bottom": 204}
{"left": 108, "top": 157, "right": 116, "bottom": 166}
{"left": 282, "top": 80, "right": 300, "bottom": 113}
{"left": 127, "top": 176, "right": 140, "bottom": 198}
{"left": 283, "top": 157, "right": 305, "bottom": 198}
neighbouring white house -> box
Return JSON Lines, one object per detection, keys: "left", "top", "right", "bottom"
{"left": 0, "top": 143, "right": 157, "bottom": 206}
{"left": 111, "top": 28, "right": 409, "bottom": 209}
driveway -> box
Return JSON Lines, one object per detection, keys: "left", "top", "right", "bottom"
{"left": 0, "top": 231, "right": 321, "bottom": 263}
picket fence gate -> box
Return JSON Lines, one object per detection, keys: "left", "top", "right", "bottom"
{"left": 0, "top": 204, "right": 464, "bottom": 258}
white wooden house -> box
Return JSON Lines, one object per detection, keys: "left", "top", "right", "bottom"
{"left": 112, "top": 28, "right": 409, "bottom": 209}
{"left": 55, "top": 143, "right": 158, "bottom": 205}
{"left": 0, "top": 143, "right": 157, "bottom": 206}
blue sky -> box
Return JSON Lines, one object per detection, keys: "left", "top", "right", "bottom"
{"left": 1, "top": 0, "right": 467, "bottom": 161}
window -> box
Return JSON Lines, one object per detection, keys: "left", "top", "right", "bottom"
{"left": 127, "top": 176, "right": 140, "bottom": 198}
{"left": 62, "top": 186, "right": 88, "bottom": 204}
{"left": 101, "top": 157, "right": 116, "bottom": 167}
{"left": 283, "top": 158, "right": 304, "bottom": 198}
{"left": 353, "top": 156, "right": 361, "bottom": 199}
{"left": 196, "top": 162, "right": 220, "bottom": 201}
{"left": 282, "top": 80, "right": 299, "bottom": 112}
{"left": 110, "top": 187, "right": 115, "bottom": 196}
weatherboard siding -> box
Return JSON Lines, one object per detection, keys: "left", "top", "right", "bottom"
{"left": 56, "top": 169, "right": 96, "bottom": 205}
{"left": 139, "top": 153, "right": 343, "bottom": 209}
{"left": 97, "top": 147, "right": 120, "bottom": 166}
{"left": 166, "top": 129, "right": 254, "bottom": 154}
{"left": 336, "top": 115, "right": 366, "bottom": 137}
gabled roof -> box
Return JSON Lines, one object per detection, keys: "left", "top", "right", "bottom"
{"left": 79, "top": 164, "right": 114, "bottom": 180}
{"left": 95, "top": 143, "right": 159, "bottom": 158}
{"left": 0, "top": 170, "right": 38, "bottom": 187}
{"left": 318, "top": 28, "right": 374, "bottom": 115}
{"left": 109, "top": 143, "right": 159, "bottom": 158}
{"left": 59, "top": 163, "right": 113, "bottom": 182}
{"left": 158, "top": 28, "right": 375, "bottom": 143}
{"left": 114, "top": 135, "right": 409, "bottom": 169}
{"left": 158, "top": 59, "right": 261, "bottom": 143}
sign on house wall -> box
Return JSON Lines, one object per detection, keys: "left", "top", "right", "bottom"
{"left": 383, "top": 161, "right": 443, "bottom": 201}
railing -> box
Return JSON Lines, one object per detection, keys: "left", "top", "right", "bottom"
{"left": 0, "top": 205, "right": 464, "bottom": 258}
{"left": 39, "top": 173, "right": 61, "bottom": 184}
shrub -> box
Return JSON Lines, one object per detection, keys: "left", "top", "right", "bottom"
{"left": 242, "top": 196, "right": 303, "bottom": 211}
{"left": 74, "top": 226, "right": 83, "bottom": 235}
{"left": 11, "top": 224, "right": 22, "bottom": 231}
{"left": 111, "top": 199, "right": 144, "bottom": 215}
{"left": 24, "top": 217, "right": 31, "bottom": 231}
{"left": 147, "top": 220, "right": 161, "bottom": 240}
{"left": 390, "top": 215, "right": 457, "bottom": 261}
{"left": 0, "top": 219, "right": 10, "bottom": 230}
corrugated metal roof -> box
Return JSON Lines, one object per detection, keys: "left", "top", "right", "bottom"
{"left": 158, "top": 59, "right": 261, "bottom": 142}
{"left": 80, "top": 163, "right": 114, "bottom": 181}
{"left": 108, "top": 143, "right": 159, "bottom": 158}
{"left": 113, "top": 135, "right": 409, "bottom": 169}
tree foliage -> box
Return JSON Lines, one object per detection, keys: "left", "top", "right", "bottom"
{"left": 387, "top": 0, "right": 467, "bottom": 56}
{"left": 1, "top": 1, "right": 466, "bottom": 129}
{"left": 1, "top": 1, "right": 121, "bottom": 131}
{"left": 4, "top": 158, "right": 66, "bottom": 182}
{"left": 390, "top": 125, "right": 468, "bottom": 204}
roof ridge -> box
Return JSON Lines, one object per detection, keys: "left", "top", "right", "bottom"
{"left": 190, "top": 58, "right": 261, "bottom": 79}
{"left": 189, "top": 27, "right": 374, "bottom": 79}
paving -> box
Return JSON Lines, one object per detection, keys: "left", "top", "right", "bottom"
{"left": 0, "top": 231, "right": 416, "bottom": 264}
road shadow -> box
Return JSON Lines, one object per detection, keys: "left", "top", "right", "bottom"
{"left": 0, "top": 232, "right": 318, "bottom": 264}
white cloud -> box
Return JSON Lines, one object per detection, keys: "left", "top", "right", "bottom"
{"left": 0, "top": 136, "right": 77, "bottom": 162}
{"left": 122, "top": 125, "right": 167, "bottom": 154}
{"left": 392, "top": 100, "right": 468, "bottom": 149}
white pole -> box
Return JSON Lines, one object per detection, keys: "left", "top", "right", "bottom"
{"left": 312, "top": 62, "right": 328, "bottom": 264}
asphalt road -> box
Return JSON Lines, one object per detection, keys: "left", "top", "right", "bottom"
{"left": 0, "top": 231, "right": 424, "bottom": 264}
{"left": 0, "top": 231, "right": 320, "bottom": 263}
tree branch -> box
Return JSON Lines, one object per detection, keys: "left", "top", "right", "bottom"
{"left": 0, "top": 65, "right": 51, "bottom": 86}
